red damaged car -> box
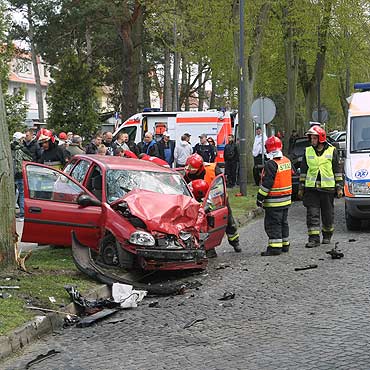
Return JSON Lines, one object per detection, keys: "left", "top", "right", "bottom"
{"left": 21, "top": 155, "right": 229, "bottom": 271}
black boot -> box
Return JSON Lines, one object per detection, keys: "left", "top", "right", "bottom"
{"left": 281, "top": 244, "right": 290, "bottom": 253}
{"left": 322, "top": 233, "right": 332, "bottom": 244}
{"left": 261, "top": 247, "right": 282, "bottom": 256}
{"left": 305, "top": 237, "right": 320, "bottom": 248}
{"left": 228, "top": 234, "right": 241, "bottom": 252}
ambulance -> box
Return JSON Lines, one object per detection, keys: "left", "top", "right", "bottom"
{"left": 344, "top": 83, "right": 370, "bottom": 230}
{"left": 112, "top": 110, "right": 235, "bottom": 163}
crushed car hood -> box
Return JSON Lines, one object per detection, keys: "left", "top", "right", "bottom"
{"left": 116, "top": 189, "right": 206, "bottom": 237}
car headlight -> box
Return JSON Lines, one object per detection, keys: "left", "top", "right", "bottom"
{"left": 348, "top": 181, "right": 370, "bottom": 195}
{"left": 179, "top": 231, "right": 192, "bottom": 241}
{"left": 129, "top": 231, "right": 155, "bottom": 246}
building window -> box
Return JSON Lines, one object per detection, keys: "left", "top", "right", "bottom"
{"left": 24, "top": 89, "right": 29, "bottom": 102}
{"left": 43, "top": 65, "right": 48, "bottom": 77}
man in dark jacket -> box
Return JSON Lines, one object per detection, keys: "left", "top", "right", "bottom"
{"left": 23, "top": 129, "right": 41, "bottom": 162}
{"left": 158, "top": 131, "right": 175, "bottom": 167}
{"left": 137, "top": 132, "right": 160, "bottom": 157}
{"left": 193, "top": 133, "right": 216, "bottom": 163}
{"left": 85, "top": 134, "right": 103, "bottom": 154}
{"left": 224, "top": 134, "right": 239, "bottom": 187}
{"left": 103, "top": 132, "right": 118, "bottom": 156}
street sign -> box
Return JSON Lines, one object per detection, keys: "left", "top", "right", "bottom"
{"left": 312, "top": 107, "right": 328, "bottom": 122}
{"left": 251, "top": 97, "right": 276, "bottom": 124}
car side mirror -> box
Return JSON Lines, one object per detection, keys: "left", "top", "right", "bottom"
{"left": 78, "top": 193, "right": 102, "bottom": 207}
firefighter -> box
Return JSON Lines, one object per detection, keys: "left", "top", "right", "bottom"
{"left": 298, "top": 126, "right": 343, "bottom": 248}
{"left": 184, "top": 154, "right": 241, "bottom": 253}
{"left": 37, "top": 128, "right": 67, "bottom": 169}
{"left": 256, "top": 136, "right": 292, "bottom": 256}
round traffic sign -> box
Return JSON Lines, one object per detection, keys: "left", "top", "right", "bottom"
{"left": 251, "top": 97, "right": 276, "bottom": 124}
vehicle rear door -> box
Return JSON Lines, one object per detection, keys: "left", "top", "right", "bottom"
{"left": 22, "top": 163, "right": 102, "bottom": 248}
{"left": 203, "top": 174, "right": 228, "bottom": 250}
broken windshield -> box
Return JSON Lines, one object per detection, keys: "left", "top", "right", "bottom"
{"left": 106, "top": 169, "right": 191, "bottom": 203}
{"left": 351, "top": 116, "right": 370, "bottom": 152}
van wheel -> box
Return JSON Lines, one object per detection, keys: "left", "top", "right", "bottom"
{"left": 345, "top": 210, "right": 361, "bottom": 231}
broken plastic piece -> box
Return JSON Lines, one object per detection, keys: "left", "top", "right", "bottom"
{"left": 25, "top": 349, "right": 60, "bottom": 369}
{"left": 112, "top": 283, "right": 147, "bottom": 308}
{"left": 218, "top": 291, "right": 235, "bottom": 301}
{"left": 76, "top": 309, "right": 119, "bottom": 328}
{"left": 294, "top": 264, "right": 318, "bottom": 271}
{"left": 183, "top": 317, "right": 206, "bottom": 329}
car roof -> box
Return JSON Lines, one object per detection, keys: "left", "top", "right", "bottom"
{"left": 73, "top": 155, "right": 176, "bottom": 173}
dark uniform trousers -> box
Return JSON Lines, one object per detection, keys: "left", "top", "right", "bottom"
{"left": 264, "top": 207, "right": 289, "bottom": 248}
{"left": 303, "top": 189, "right": 334, "bottom": 242}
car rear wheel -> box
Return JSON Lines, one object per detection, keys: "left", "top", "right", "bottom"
{"left": 345, "top": 207, "right": 361, "bottom": 231}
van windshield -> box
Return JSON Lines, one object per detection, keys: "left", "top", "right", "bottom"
{"left": 351, "top": 116, "right": 370, "bottom": 152}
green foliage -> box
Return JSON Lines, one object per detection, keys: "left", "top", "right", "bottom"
{"left": 4, "top": 89, "right": 28, "bottom": 134}
{"left": 47, "top": 53, "right": 100, "bottom": 138}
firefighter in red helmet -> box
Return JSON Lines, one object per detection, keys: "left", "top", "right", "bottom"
{"left": 299, "top": 126, "right": 343, "bottom": 248}
{"left": 37, "top": 128, "right": 67, "bottom": 169}
{"left": 189, "top": 179, "right": 209, "bottom": 202}
{"left": 184, "top": 154, "right": 241, "bottom": 255}
{"left": 257, "top": 136, "right": 292, "bottom": 256}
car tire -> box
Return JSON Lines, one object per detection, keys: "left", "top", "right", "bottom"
{"left": 100, "top": 235, "right": 120, "bottom": 266}
{"left": 345, "top": 209, "right": 361, "bottom": 231}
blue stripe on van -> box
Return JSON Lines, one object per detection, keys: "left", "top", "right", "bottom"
{"left": 345, "top": 176, "right": 370, "bottom": 183}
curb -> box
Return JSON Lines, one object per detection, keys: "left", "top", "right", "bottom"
{"left": 0, "top": 284, "right": 111, "bottom": 361}
{"left": 0, "top": 208, "right": 262, "bottom": 362}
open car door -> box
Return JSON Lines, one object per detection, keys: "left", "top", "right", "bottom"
{"left": 22, "top": 163, "right": 102, "bottom": 248}
{"left": 203, "top": 174, "right": 228, "bottom": 250}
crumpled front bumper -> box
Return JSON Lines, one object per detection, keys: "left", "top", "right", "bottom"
{"left": 136, "top": 248, "right": 207, "bottom": 270}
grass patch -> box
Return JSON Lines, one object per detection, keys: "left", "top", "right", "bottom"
{"left": 227, "top": 184, "right": 260, "bottom": 217}
{"left": 0, "top": 247, "right": 100, "bottom": 336}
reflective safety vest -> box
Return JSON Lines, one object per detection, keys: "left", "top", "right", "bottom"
{"left": 204, "top": 163, "right": 217, "bottom": 186}
{"left": 305, "top": 146, "right": 335, "bottom": 188}
{"left": 264, "top": 156, "right": 292, "bottom": 208}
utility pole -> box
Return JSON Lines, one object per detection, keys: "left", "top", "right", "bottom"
{"left": 238, "top": 0, "right": 247, "bottom": 195}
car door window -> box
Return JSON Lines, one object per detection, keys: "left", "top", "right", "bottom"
{"left": 205, "top": 176, "right": 226, "bottom": 211}
{"left": 70, "top": 160, "right": 90, "bottom": 183}
{"left": 63, "top": 159, "right": 77, "bottom": 175}
{"left": 26, "top": 164, "right": 84, "bottom": 203}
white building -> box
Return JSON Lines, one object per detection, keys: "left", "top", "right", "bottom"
{"left": 8, "top": 50, "right": 51, "bottom": 125}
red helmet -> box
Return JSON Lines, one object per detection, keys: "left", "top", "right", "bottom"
{"left": 58, "top": 132, "right": 67, "bottom": 140}
{"left": 185, "top": 154, "right": 204, "bottom": 174}
{"left": 37, "top": 128, "right": 55, "bottom": 143}
{"left": 265, "top": 136, "right": 282, "bottom": 153}
{"left": 306, "top": 126, "right": 326, "bottom": 143}
{"left": 189, "top": 179, "right": 209, "bottom": 201}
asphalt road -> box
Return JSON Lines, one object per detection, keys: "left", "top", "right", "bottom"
{"left": 3, "top": 199, "right": 370, "bottom": 370}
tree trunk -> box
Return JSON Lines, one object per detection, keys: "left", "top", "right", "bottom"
{"left": 163, "top": 47, "right": 172, "bottom": 111}
{"left": 233, "top": 1, "right": 271, "bottom": 183}
{"left": 299, "top": 0, "right": 333, "bottom": 123}
{"left": 85, "top": 23, "right": 93, "bottom": 68}
{"left": 210, "top": 74, "right": 216, "bottom": 109}
{"left": 27, "top": 3, "right": 45, "bottom": 123}
{"left": 0, "top": 81, "right": 16, "bottom": 268}
{"left": 119, "top": 2, "right": 142, "bottom": 120}
{"left": 198, "top": 60, "right": 205, "bottom": 111}
{"left": 282, "top": 2, "right": 298, "bottom": 147}
{"left": 172, "top": 23, "right": 180, "bottom": 111}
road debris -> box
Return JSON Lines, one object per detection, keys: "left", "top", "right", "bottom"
{"left": 218, "top": 291, "right": 235, "bottom": 301}
{"left": 215, "top": 263, "right": 231, "bottom": 270}
{"left": 25, "top": 349, "right": 60, "bottom": 369}
{"left": 112, "top": 283, "right": 147, "bottom": 308}
{"left": 220, "top": 302, "right": 233, "bottom": 308}
{"left": 25, "top": 306, "right": 78, "bottom": 317}
{"left": 326, "top": 242, "right": 344, "bottom": 259}
{"left": 76, "top": 308, "right": 119, "bottom": 328}
{"left": 183, "top": 317, "right": 206, "bottom": 329}
{"left": 348, "top": 239, "right": 356, "bottom": 242}
{"left": 49, "top": 296, "right": 56, "bottom": 303}
{"left": 0, "top": 292, "right": 11, "bottom": 299}
{"left": 294, "top": 264, "right": 318, "bottom": 271}
{"left": 148, "top": 301, "right": 160, "bottom": 308}
{"left": 0, "top": 285, "right": 20, "bottom": 289}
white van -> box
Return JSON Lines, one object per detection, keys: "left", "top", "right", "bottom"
{"left": 112, "top": 110, "right": 234, "bottom": 163}
{"left": 344, "top": 83, "right": 370, "bottom": 230}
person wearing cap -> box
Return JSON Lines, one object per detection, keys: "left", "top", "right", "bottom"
{"left": 174, "top": 134, "right": 192, "bottom": 167}
{"left": 158, "top": 131, "right": 175, "bottom": 167}
{"left": 68, "top": 135, "right": 85, "bottom": 157}
{"left": 11, "top": 132, "right": 33, "bottom": 222}
{"left": 193, "top": 133, "right": 216, "bottom": 163}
